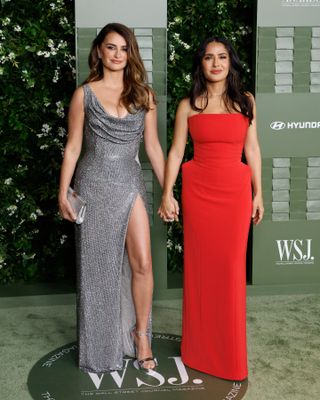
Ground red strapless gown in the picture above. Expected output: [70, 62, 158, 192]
[181, 113, 252, 381]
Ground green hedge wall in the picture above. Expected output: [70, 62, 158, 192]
[0, 0, 76, 283]
[167, 0, 254, 272]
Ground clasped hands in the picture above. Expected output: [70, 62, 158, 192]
[158, 193, 180, 223]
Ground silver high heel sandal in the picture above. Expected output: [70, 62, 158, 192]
[131, 328, 158, 372]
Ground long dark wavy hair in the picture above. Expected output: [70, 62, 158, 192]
[84, 22, 154, 112]
[189, 37, 253, 123]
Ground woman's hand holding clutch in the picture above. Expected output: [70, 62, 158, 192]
[58, 191, 77, 223]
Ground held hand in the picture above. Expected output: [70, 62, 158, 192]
[172, 196, 180, 219]
[158, 194, 179, 222]
[252, 194, 264, 225]
[58, 195, 77, 223]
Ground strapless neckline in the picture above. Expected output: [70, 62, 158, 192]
[188, 113, 244, 120]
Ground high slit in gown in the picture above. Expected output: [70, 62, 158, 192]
[181, 113, 252, 381]
[74, 84, 151, 373]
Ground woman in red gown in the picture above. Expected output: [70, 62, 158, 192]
[159, 37, 264, 381]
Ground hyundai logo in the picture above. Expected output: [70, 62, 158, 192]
[270, 121, 286, 130]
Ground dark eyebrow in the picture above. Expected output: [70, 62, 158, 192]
[105, 42, 127, 48]
[204, 52, 228, 56]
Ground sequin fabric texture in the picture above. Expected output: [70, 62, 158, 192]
[74, 84, 151, 373]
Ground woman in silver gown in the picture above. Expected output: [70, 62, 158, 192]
[58, 23, 171, 373]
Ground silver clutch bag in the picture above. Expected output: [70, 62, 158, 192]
[67, 187, 87, 224]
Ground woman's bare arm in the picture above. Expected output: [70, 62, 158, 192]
[58, 86, 85, 222]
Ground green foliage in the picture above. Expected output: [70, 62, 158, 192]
[0, 0, 76, 283]
[167, 0, 254, 272]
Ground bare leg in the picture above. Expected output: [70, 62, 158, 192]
[126, 195, 155, 369]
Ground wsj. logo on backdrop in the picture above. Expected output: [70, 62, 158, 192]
[276, 239, 315, 265]
[270, 121, 320, 131]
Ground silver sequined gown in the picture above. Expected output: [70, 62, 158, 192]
[74, 84, 151, 373]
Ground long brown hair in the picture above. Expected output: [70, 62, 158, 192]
[189, 37, 253, 123]
[84, 22, 154, 112]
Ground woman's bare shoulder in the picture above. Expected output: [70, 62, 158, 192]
[177, 97, 192, 115]
[74, 85, 85, 98]
[69, 85, 85, 110]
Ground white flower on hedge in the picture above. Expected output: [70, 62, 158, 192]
[37, 50, 51, 58]
[217, 2, 226, 13]
[21, 69, 34, 87]
[172, 33, 190, 50]
[56, 101, 65, 118]
[0, 56, 6, 65]
[2, 17, 11, 26]
[59, 17, 68, 26]
[169, 44, 176, 62]
[167, 239, 173, 250]
[41, 123, 51, 134]
[0, 256, 6, 269]
[17, 164, 28, 172]
[40, 144, 49, 150]
[14, 25, 21, 32]
[175, 244, 183, 253]
[36, 208, 43, 216]
[29, 212, 37, 221]
[50, 2, 56, 10]
[53, 67, 60, 83]
[60, 234, 68, 244]
[58, 127, 66, 137]
[4, 177, 12, 185]
[8, 52, 15, 60]
[7, 205, 17, 216]
[184, 73, 191, 83]
[16, 192, 25, 201]
[58, 40, 67, 49]
[48, 39, 54, 48]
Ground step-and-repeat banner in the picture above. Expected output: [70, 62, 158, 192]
[253, 0, 320, 284]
